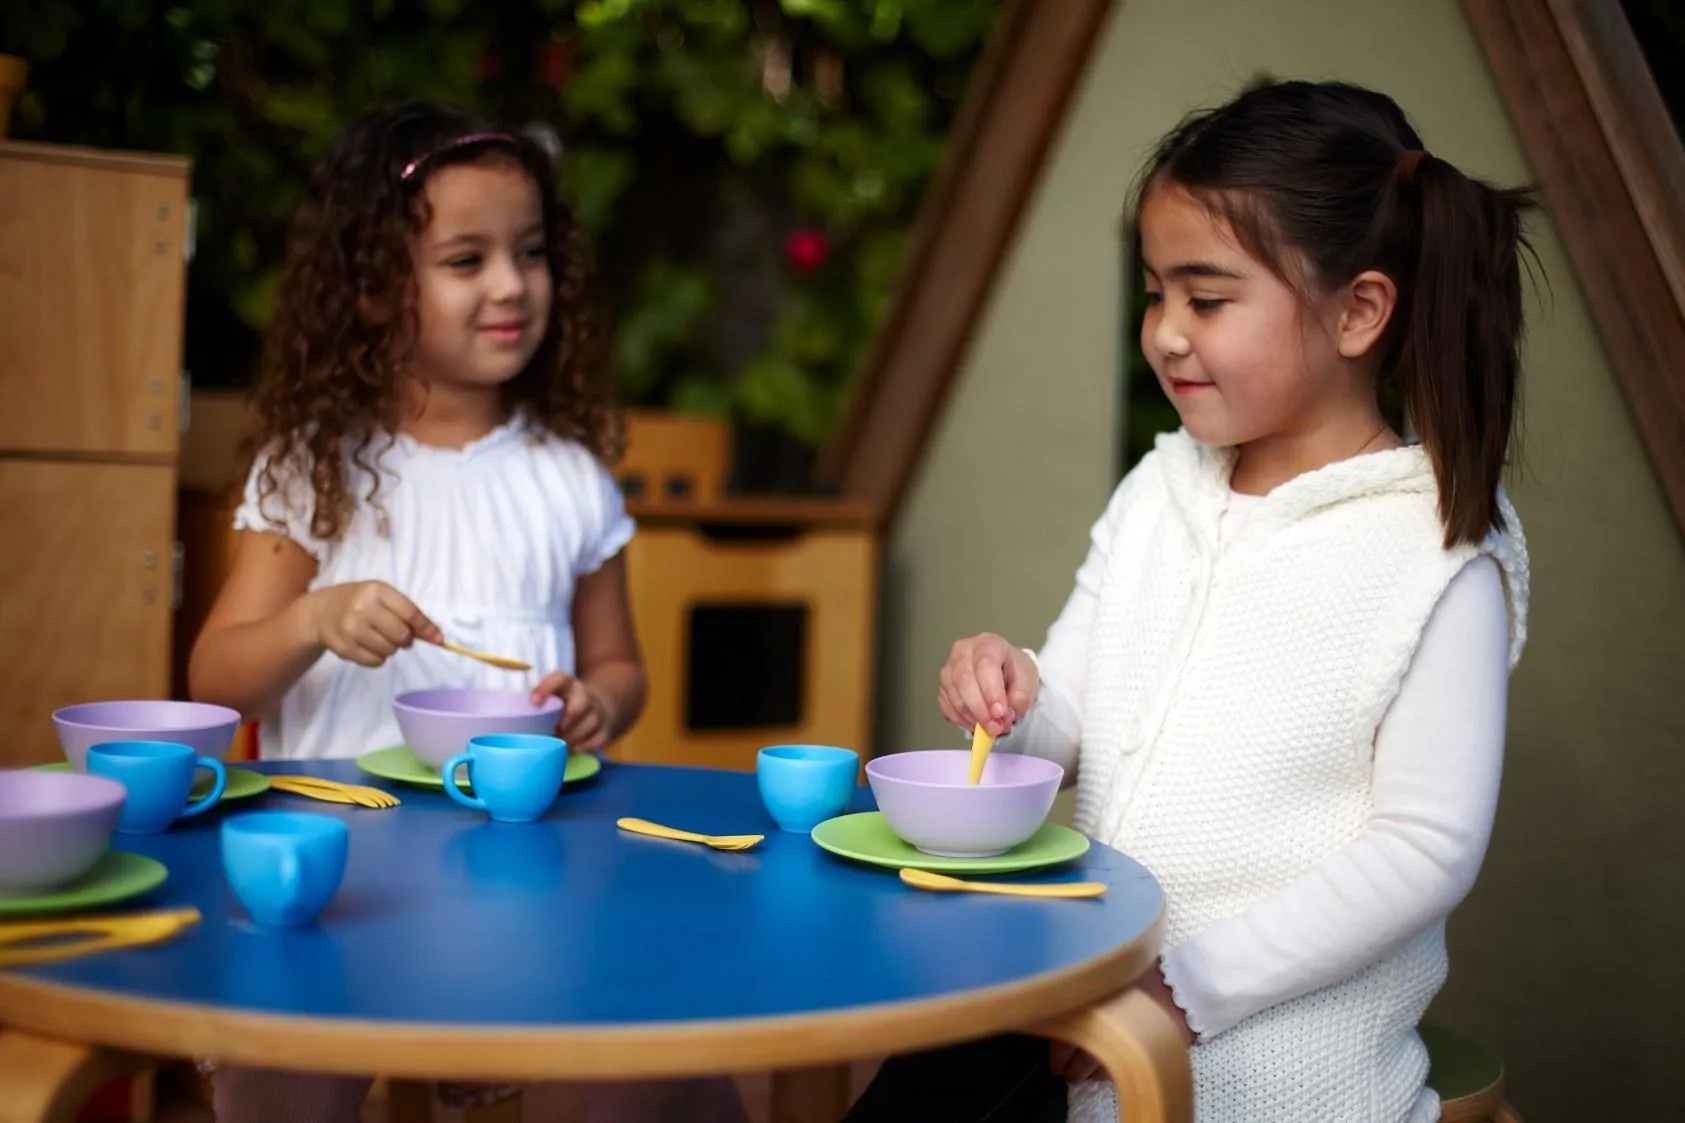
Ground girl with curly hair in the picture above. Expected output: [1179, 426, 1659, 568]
[190, 100, 745, 1123]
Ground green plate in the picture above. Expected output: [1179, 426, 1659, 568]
[0, 851, 169, 918]
[31, 762, 270, 801]
[810, 812, 1091, 874]
[356, 745, 602, 790]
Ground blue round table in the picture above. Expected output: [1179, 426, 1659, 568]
[0, 760, 1190, 1122]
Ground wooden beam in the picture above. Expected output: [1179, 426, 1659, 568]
[1467, 0, 1685, 538]
[816, 0, 1117, 528]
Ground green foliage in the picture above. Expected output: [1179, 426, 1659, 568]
[5, 0, 995, 464]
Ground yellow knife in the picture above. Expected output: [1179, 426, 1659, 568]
[0, 907, 202, 969]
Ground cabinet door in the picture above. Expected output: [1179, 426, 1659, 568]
[0, 460, 175, 766]
[0, 145, 190, 456]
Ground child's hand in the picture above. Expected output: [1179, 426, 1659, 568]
[938, 633, 1039, 738]
[309, 581, 441, 667]
[531, 671, 615, 754]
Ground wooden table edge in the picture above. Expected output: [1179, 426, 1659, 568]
[0, 910, 1161, 1081]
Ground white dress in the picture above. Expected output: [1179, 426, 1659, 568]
[233, 415, 635, 761]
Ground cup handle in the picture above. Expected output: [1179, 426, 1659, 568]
[181, 758, 228, 818]
[440, 753, 487, 811]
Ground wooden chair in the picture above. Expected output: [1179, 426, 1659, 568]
[615, 411, 733, 505]
[1422, 1023, 1523, 1123]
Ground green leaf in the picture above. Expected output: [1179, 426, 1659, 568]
[565, 48, 641, 133]
[736, 356, 831, 446]
[258, 86, 337, 133]
[232, 268, 281, 330]
[578, 0, 639, 30]
[668, 373, 736, 417]
[561, 145, 636, 232]
[611, 262, 715, 395]
[903, 0, 997, 58]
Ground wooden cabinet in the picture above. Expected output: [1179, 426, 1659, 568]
[0, 462, 177, 763]
[0, 141, 191, 767]
[0, 143, 190, 457]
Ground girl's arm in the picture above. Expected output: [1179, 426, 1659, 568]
[1158, 557, 1511, 1040]
[542, 552, 644, 753]
[188, 531, 438, 722]
[188, 531, 326, 721]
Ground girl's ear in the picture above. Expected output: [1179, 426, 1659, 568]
[1335, 269, 1399, 360]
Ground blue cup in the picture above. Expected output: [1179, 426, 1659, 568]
[756, 745, 860, 833]
[87, 740, 228, 835]
[221, 811, 349, 927]
[442, 734, 568, 824]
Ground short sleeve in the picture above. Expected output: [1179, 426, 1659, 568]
[232, 445, 327, 563]
[578, 457, 636, 575]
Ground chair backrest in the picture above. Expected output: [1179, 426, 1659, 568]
[616, 411, 733, 505]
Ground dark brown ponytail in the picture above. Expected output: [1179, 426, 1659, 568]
[1131, 78, 1538, 548]
[1400, 156, 1533, 546]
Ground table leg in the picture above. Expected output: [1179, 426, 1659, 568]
[0, 1028, 150, 1123]
[1030, 988, 1193, 1123]
[770, 1064, 852, 1123]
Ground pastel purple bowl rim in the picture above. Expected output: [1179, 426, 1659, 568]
[52, 699, 241, 732]
[0, 770, 128, 821]
[866, 749, 1064, 790]
[393, 688, 563, 717]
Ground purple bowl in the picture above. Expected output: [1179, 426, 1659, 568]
[0, 770, 126, 895]
[53, 700, 242, 772]
[866, 749, 1064, 858]
[393, 688, 564, 770]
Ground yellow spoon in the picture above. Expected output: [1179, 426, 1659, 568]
[968, 723, 995, 784]
[899, 868, 1106, 899]
[0, 907, 202, 969]
[616, 817, 764, 852]
[434, 639, 532, 673]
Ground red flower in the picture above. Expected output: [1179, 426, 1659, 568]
[536, 42, 574, 89]
[783, 228, 829, 275]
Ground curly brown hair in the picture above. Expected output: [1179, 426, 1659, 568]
[249, 99, 620, 543]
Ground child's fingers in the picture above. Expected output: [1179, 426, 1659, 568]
[377, 584, 441, 645]
[364, 610, 415, 650]
[560, 708, 602, 746]
[530, 670, 573, 705]
[971, 657, 1013, 734]
[1048, 1041, 1080, 1077]
[936, 686, 965, 731]
[937, 666, 967, 727]
[343, 640, 389, 668]
[948, 658, 994, 735]
[1005, 657, 1036, 717]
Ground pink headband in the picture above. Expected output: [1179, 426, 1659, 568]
[400, 132, 521, 183]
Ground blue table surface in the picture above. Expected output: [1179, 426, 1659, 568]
[14, 760, 1162, 1028]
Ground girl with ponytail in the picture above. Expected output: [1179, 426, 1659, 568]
[848, 78, 1537, 1123]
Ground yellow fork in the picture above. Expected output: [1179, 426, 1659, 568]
[268, 775, 400, 809]
[0, 907, 202, 969]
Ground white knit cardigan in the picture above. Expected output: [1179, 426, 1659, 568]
[1017, 431, 1528, 1123]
